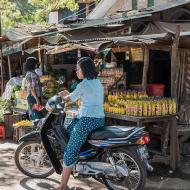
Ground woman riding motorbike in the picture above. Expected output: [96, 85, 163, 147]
[55, 57, 105, 190]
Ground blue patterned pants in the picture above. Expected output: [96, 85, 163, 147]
[64, 117, 104, 167]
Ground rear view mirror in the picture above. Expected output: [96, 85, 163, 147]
[58, 76, 65, 84]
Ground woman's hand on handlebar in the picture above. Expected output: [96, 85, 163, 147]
[58, 90, 70, 98]
[58, 90, 71, 102]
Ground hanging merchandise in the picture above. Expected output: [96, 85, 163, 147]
[104, 52, 117, 68]
[2, 77, 23, 100]
[14, 90, 28, 113]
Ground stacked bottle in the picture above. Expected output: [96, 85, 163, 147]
[104, 97, 177, 116]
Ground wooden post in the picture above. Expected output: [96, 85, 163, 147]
[0, 46, 3, 95]
[78, 49, 81, 58]
[171, 25, 180, 98]
[142, 45, 149, 91]
[43, 51, 48, 74]
[38, 37, 42, 67]
[86, 3, 90, 16]
[7, 55, 12, 79]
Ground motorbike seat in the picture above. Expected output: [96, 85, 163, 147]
[88, 125, 137, 140]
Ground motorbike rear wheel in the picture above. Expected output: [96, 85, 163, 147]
[15, 141, 54, 178]
[102, 147, 146, 190]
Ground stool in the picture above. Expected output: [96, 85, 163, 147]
[0, 125, 6, 139]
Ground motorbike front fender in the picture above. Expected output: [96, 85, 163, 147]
[19, 130, 40, 143]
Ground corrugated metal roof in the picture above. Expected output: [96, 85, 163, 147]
[4, 11, 152, 42]
[67, 33, 169, 43]
[4, 0, 190, 42]
[71, 0, 190, 28]
[150, 0, 190, 13]
[87, 0, 190, 19]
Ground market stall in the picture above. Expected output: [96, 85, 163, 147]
[88, 36, 180, 169]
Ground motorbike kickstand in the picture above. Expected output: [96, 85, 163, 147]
[107, 151, 117, 171]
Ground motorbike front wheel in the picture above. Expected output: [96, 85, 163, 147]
[102, 147, 147, 190]
[15, 141, 54, 178]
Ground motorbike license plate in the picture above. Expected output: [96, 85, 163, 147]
[138, 146, 149, 159]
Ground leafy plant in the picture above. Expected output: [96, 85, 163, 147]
[0, 97, 14, 122]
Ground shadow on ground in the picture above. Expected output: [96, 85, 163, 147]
[148, 162, 190, 180]
[20, 177, 60, 190]
[20, 177, 103, 190]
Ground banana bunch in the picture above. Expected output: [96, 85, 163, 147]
[13, 120, 33, 127]
[40, 75, 52, 83]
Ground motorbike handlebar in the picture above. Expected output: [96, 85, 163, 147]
[45, 95, 65, 113]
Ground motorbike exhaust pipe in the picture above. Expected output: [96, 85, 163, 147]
[144, 159, 154, 172]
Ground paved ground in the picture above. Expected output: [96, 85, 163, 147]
[0, 140, 190, 190]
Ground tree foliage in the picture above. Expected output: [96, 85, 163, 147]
[0, 0, 22, 28]
[30, 0, 78, 24]
[1, 0, 79, 29]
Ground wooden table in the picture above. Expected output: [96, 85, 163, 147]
[13, 126, 35, 141]
[105, 112, 178, 170]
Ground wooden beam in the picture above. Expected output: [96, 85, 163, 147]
[112, 46, 130, 53]
[171, 25, 180, 98]
[142, 45, 149, 91]
[77, 0, 94, 3]
[148, 44, 171, 52]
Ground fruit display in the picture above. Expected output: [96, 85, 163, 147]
[41, 77, 58, 99]
[104, 90, 177, 117]
[11, 86, 21, 100]
[40, 75, 53, 83]
[13, 120, 33, 127]
[0, 98, 14, 122]
[41, 75, 67, 99]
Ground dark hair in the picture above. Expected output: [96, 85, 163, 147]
[24, 57, 37, 72]
[77, 57, 98, 79]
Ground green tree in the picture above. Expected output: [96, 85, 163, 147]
[2, 0, 98, 30]
[30, 0, 78, 23]
[15, 0, 37, 24]
[0, 0, 22, 29]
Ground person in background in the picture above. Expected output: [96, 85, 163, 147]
[35, 64, 43, 77]
[55, 57, 105, 190]
[24, 57, 43, 121]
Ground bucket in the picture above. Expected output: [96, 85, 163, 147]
[147, 84, 165, 97]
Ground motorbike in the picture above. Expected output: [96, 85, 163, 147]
[15, 78, 153, 190]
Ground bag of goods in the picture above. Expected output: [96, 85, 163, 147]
[13, 120, 33, 127]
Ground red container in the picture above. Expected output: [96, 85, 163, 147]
[147, 84, 165, 97]
[0, 125, 6, 139]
